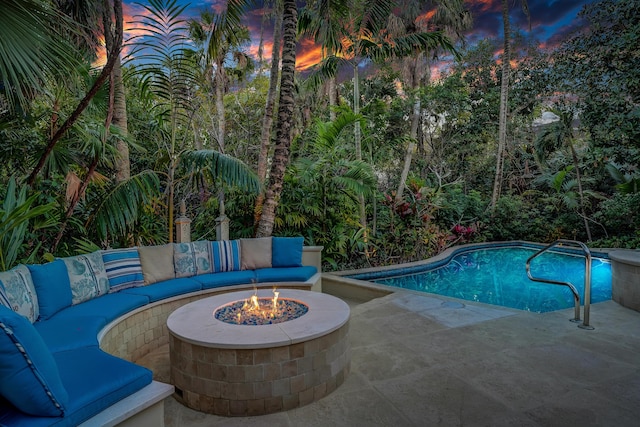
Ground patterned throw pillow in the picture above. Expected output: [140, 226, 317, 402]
[211, 240, 241, 272]
[101, 248, 145, 292]
[0, 265, 39, 323]
[61, 252, 110, 305]
[173, 241, 213, 278]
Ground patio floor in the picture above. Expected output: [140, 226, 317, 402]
[138, 290, 640, 426]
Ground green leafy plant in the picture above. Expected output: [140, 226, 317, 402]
[0, 178, 56, 270]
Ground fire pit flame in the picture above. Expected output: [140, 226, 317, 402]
[215, 288, 309, 325]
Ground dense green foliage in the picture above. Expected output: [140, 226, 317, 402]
[1, 0, 639, 271]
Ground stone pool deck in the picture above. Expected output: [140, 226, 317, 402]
[137, 290, 640, 426]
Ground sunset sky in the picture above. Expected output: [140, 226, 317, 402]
[120, 0, 595, 73]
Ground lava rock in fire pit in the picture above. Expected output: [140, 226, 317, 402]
[215, 298, 309, 325]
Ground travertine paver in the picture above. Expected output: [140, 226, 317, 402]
[136, 291, 640, 426]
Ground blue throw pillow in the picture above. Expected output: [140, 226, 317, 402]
[272, 237, 304, 268]
[28, 260, 72, 321]
[211, 240, 241, 272]
[0, 305, 68, 416]
[101, 248, 145, 292]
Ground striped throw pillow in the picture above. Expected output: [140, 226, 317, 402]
[101, 248, 145, 292]
[211, 240, 241, 272]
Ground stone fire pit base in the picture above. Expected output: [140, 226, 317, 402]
[167, 290, 350, 416]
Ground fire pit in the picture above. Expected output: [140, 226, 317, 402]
[167, 289, 350, 416]
[214, 289, 309, 325]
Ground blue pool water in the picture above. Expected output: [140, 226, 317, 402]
[356, 246, 611, 313]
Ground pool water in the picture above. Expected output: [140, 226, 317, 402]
[371, 247, 611, 313]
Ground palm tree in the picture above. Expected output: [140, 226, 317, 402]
[254, 2, 283, 227]
[304, 0, 456, 247]
[130, 0, 199, 242]
[298, 0, 349, 120]
[490, 0, 529, 210]
[297, 111, 376, 231]
[257, 1, 284, 182]
[101, 0, 130, 183]
[255, 0, 298, 238]
[132, 0, 258, 242]
[393, 0, 472, 204]
[26, 0, 124, 186]
[535, 107, 593, 240]
[189, 2, 253, 155]
[189, 3, 253, 219]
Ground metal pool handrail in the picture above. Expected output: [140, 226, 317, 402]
[525, 239, 594, 330]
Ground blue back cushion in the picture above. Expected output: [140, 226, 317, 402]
[0, 305, 68, 416]
[272, 237, 304, 268]
[101, 248, 145, 292]
[211, 240, 241, 272]
[28, 260, 73, 321]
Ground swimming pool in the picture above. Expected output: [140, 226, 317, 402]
[348, 245, 611, 313]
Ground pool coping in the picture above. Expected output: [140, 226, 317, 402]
[335, 240, 612, 281]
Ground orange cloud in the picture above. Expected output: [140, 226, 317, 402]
[466, 0, 497, 13]
[248, 40, 273, 63]
[295, 38, 323, 71]
[416, 9, 436, 27]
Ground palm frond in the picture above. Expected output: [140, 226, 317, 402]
[303, 55, 349, 91]
[90, 171, 161, 241]
[181, 150, 260, 193]
[314, 111, 362, 151]
[366, 32, 457, 62]
[0, 0, 83, 110]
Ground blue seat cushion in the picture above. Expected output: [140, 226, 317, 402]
[34, 316, 107, 353]
[0, 306, 68, 417]
[0, 348, 152, 426]
[28, 260, 73, 321]
[122, 277, 201, 302]
[48, 292, 149, 325]
[193, 270, 256, 289]
[255, 266, 317, 283]
[272, 237, 304, 267]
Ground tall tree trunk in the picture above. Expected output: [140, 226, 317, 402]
[328, 76, 337, 121]
[112, 57, 130, 183]
[254, 8, 283, 226]
[569, 141, 592, 241]
[491, 0, 511, 211]
[215, 59, 227, 219]
[396, 52, 426, 203]
[27, 0, 123, 186]
[395, 99, 421, 205]
[353, 64, 368, 249]
[255, 0, 297, 237]
[215, 61, 226, 151]
[103, 0, 129, 183]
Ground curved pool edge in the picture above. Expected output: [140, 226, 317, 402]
[321, 241, 614, 314]
[335, 241, 611, 281]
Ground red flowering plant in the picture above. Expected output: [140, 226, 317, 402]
[451, 223, 477, 242]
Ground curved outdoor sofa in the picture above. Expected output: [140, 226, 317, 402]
[0, 237, 320, 426]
